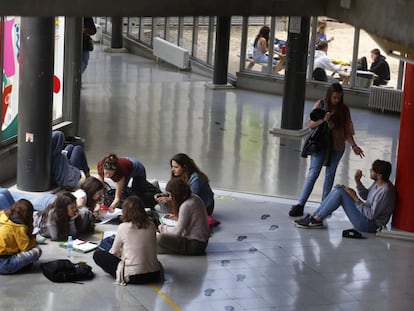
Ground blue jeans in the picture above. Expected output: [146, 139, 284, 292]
[10, 191, 57, 211]
[65, 144, 90, 176]
[253, 53, 277, 65]
[0, 248, 42, 274]
[81, 50, 90, 74]
[313, 186, 378, 233]
[298, 149, 344, 206]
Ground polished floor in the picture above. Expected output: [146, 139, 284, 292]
[1, 43, 413, 311]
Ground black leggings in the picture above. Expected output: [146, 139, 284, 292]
[93, 249, 162, 284]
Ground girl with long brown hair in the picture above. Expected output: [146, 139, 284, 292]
[157, 178, 210, 255]
[289, 83, 364, 217]
[0, 199, 42, 274]
[93, 196, 163, 285]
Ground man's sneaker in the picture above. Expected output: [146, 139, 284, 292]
[294, 214, 323, 228]
[289, 204, 304, 217]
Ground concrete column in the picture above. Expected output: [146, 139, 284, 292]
[212, 16, 231, 85]
[393, 57, 414, 232]
[281, 17, 310, 130]
[111, 16, 123, 48]
[17, 17, 55, 191]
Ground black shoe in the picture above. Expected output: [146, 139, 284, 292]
[289, 204, 304, 217]
[294, 214, 323, 228]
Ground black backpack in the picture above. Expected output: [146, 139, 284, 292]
[41, 259, 94, 283]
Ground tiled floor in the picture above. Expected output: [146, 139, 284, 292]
[1, 43, 412, 311]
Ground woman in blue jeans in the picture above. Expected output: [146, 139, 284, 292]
[0, 200, 42, 274]
[294, 160, 396, 233]
[289, 83, 365, 217]
[51, 131, 90, 189]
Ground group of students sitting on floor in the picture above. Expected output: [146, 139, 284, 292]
[0, 131, 215, 285]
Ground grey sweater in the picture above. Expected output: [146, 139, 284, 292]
[356, 181, 396, 227]
[163, 194, 210, 243]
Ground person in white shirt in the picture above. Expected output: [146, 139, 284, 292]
[313, 41, 342, 82]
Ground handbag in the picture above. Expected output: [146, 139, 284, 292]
[301, 122, 330, 158]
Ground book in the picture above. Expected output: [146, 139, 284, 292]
[160, 215, 177, 227]
[59, 239, 98, 253]
[97, 208, 123, 224]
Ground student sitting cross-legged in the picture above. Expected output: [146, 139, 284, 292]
[157, 178, 210, 255]
[294, 159, 396, 233]
[93, 196, 163, 285]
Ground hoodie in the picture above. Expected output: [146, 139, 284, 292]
[0, 211, 36, 255]
[370, 55, 390, 85]
[51, 131, 81, 188]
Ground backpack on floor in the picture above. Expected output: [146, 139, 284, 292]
[41, 259, 94, 283]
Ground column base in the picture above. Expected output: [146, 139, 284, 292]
[104, 47, 128, 53]
[376, 228, 414, 241]
[204, 82, 235, 90]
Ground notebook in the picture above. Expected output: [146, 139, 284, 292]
[59, 239, 98, 253]
[160, 215, 177, 227]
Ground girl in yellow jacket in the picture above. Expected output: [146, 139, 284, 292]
[0, 199, 42, 274]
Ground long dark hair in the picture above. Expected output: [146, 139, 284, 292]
[324, 82, 346, 129]
[254, 25, 270, 48]
[98, 153, 120, 176]
[5, 199, 34, 237]
[39, 192, 77, 241]
[121, 196, 150, 229]
[170, 153, 209, 183]
[80, 176, 104, 210]
[166, 178, 192, 218]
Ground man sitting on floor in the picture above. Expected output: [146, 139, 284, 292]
[294, 159, 396, 233]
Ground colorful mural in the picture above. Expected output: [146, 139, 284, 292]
[1, 17, 20, 140]
[1, 16, 65, 141]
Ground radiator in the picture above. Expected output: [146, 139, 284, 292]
[153, 37, 189, 70]
[368, 86, 403, 112]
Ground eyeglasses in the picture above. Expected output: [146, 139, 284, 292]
[103, 162, 117, 170]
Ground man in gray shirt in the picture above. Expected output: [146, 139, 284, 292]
[294, 159, 396, 232]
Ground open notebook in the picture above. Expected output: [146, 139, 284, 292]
[160, 215, 177, 227]
[59, 239, 98, 253]
[98, 208, 123, 224]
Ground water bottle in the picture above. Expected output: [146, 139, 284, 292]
[67, 235, 74, 260]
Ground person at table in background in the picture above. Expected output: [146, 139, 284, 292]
[252, 25, 284, 73]
[157, 178, 210, 256]
[289, 83, 365, 217]
[93, 196, 163, 285]
[313, 41, 343, 82]
[155, 153, 215, 216]
[0, 199, 42, 275]
[315, 19, 334, 46]
[369, 48, 390, 86]
[294, 160, 396, 232]
[97, 154, 159, 210]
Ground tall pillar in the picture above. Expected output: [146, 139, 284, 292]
[281, 17, 310, 130]
[17, 17, 55, 191]
[393, 58, 414, 232]
[212, 16, 231, 85]
[111, 17, 123, 49]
